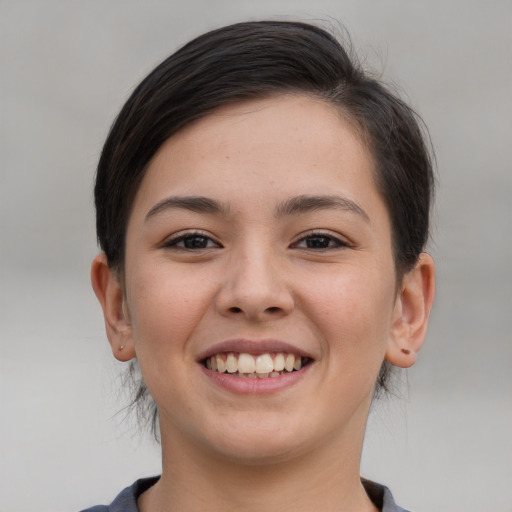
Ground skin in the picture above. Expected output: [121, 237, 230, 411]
[92, 94, 435, 512]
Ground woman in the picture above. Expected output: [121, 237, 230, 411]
[86, 20, 435, 512]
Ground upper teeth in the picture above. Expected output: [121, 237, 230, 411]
[206, 352, 304, 375]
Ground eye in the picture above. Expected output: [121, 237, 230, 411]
[162, 231, 221, 250]
[292, 231, 349, 250]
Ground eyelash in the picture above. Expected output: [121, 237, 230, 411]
[162, 230, 349, 252]
[291, 230, 350, 251]
[162, 231, 221, 250]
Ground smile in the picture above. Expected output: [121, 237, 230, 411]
[204, 352, 310, 378]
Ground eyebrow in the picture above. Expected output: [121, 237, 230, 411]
[145, 196, 230, 221]
[275, 194, 370, 223]
[145, 193, 370, 224]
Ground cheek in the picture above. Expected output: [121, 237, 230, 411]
[124, 263, 217, 408]
[306, 266, 396, 356]
[311, 271, 396, 410]
[125, 263, 216, 354]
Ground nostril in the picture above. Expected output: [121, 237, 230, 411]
[265, 307, 281, 313]
[229, 307, 243, 313]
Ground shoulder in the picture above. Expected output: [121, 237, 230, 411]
[362, 479, 412, 512]
[79, 476, 160, 512]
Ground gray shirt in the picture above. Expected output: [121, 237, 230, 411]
[80, 476, 411, 512]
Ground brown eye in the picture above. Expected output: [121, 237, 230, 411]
[164, 232, 221, 250]
[293, 232, 348, 250]
[305, 236, 333, 249]
[182, 235, 210, 249]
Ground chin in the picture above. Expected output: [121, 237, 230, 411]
[198, 412, 316, 466]
[212, 438, 303, 466]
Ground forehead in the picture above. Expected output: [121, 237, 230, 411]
[135, 94, 376, 206]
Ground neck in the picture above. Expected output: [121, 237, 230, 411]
[138, 412, 378, 512]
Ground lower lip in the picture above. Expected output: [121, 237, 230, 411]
[199, 364, 312, 394]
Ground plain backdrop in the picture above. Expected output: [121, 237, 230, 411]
[1, 1, 511, 511]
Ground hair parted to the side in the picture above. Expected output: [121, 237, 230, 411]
[94, 20, 434, 438]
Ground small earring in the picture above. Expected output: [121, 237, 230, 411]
[401, 348, 411, 355]
[120, 345, 125, 351]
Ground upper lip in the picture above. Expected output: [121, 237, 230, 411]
[196, 339, 314, 362]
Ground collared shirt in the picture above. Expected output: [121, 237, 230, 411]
[80, 476, 411, 512]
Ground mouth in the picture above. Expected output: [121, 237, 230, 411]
[203, 352, 312, 379]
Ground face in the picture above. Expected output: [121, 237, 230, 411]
[117, 95, 404, 463]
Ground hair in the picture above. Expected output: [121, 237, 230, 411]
[94, 20, 434, 436]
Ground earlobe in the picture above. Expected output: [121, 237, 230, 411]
[90, 254, 136, 362]
[385, 253, 435, 368]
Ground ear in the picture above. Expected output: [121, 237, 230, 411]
[91, 254, 136, 362]
[385, 253, 435, 368]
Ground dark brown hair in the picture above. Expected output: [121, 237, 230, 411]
[95, 20, 434, 434]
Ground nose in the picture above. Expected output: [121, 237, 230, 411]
[215, 248, 294, 322]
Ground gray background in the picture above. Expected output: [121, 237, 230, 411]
[1, 1, 511, 511]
